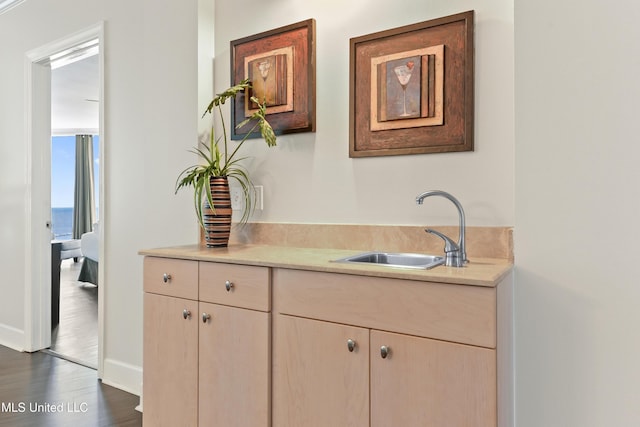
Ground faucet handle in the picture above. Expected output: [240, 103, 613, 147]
[425, 229, 465, 267]
[425, 229, 458, 253]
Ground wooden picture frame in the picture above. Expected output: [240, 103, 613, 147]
[231, 19, 316, 140]
[349, 11, 474, 157]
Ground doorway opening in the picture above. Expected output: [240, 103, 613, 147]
[48, 134, 100, 368]
[25, 24, 105, 376]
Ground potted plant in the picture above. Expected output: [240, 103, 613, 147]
[175, 79, 276, 247]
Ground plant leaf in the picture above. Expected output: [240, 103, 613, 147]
[202, 78, 251, 117]
[177, 80, 278, 227]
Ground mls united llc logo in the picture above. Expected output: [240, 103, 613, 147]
[1, 401, 89, 413]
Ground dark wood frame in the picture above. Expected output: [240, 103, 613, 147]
[349, 11, 474, 157]
[231, 19, 316, 140]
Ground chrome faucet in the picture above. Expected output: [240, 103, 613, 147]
[415, 190, 467, 267]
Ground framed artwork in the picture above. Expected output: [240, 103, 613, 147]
[230, 19, 316, 140]
[349, 11, 474, 157]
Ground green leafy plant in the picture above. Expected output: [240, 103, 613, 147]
[175, 79, 277, 227]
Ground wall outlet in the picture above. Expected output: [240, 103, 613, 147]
[230, 185, 264, 211]
[230, 186, 243, 210]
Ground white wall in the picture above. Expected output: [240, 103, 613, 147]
[0, 0, 514, 399]
[515, 1, 640, 425]
[0, 0, 197, 393]
[2, 0, 635, 422]
[213, 0, 515, 227]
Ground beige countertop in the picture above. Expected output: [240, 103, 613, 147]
[139, 244, 512, 287]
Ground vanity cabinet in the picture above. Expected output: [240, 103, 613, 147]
[143, 257, 271, 427]
[272, 268, 497, 427]
[141, 246, 512, 427]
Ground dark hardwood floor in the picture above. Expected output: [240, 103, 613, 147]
[0, 345, 141, 427]
[49, 259, 98, 368]
[0, 259, 141, 426]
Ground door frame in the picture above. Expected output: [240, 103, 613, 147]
[24, 22, 105, 377]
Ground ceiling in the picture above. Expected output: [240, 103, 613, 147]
[51, 54, 99, 135]
[0, 0, 25, 15]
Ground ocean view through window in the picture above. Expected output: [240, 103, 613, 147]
[51, 135, 100, 240]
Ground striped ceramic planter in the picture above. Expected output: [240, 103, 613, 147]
[202, 176, 232, 248]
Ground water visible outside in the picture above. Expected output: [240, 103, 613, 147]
[51, 135, 100, 241]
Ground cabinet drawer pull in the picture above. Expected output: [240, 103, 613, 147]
[380, 345, 390, 359]
[163, 273, 171, 283]
[202, 313, 211, 323]
[225, 280, 234, 292]
[347, 339, 356, 352]
[182, 309, 191, 320]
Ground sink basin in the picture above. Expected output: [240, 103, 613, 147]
[333, 251, 445, 270]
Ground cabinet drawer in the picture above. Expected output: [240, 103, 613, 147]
[273, 269, 496, 348]
[199, 262, 270, 312]
[143, 257, 198, 300]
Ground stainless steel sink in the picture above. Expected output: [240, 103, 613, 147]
[333, 251, 445, 270]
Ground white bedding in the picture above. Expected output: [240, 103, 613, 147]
[81, 222, 99, 262]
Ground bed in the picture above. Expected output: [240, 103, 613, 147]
[79, 222, 99, 285]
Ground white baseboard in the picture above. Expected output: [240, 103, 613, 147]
[0, 323, 24, 351]
[101, 357, 142, 397]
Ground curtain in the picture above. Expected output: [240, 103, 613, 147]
[72, 135, 95, 239]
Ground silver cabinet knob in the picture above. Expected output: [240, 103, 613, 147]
[347, 339, 356, 352]
[380, 345, 390, 359]
[202, 313, 211, 323]
[182, 309, 191, 320]
[163, 273, 171, 283]
[225, 280, 234, 292]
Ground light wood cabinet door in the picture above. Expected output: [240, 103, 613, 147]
[272, 315, 370, 427]
[143, 293, 198, 427]
[371, 330, 496, 427]
[199, 302, 270, 426]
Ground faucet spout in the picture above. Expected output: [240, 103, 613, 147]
[415, 190, 467, 267]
